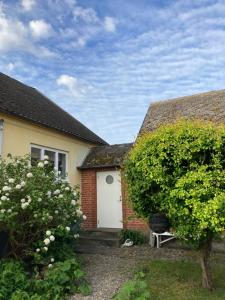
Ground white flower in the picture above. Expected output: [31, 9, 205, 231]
[16, 184, 21, 190]
[2, 186, 10, 192]
[46, 191, 51, 197]
[53, 189, 60, 195]
[49, 235, 55, 242]
[71, 200, 76, 206]
[44, 238, 50, 245]
[66, 226, 70, 232]
[43, 247, 48, 251]
[73, 191, 77, 196]
[1, 196, 7, 201]
[36, 248, 40, 253]
[44, 160, 49, 165]
[8, 178, 15, 183]
[48, 215, 53, 220]
[7, 209, 12, 213]
[55, 210, 59, 214]
[1, 209, 5, 213]
[44, 155, 49, 160]
[34, 214, 37, 218]
[58, 194, 63, 199]
[21, 198, 25, 203]
[76, 209, 82, 216]
[74, 234, 79, 239]
[65, 187, 70, 191]
[21, 203, 28, 209]
[50, 258, 54, 262]
[38, 198, 42, 202]
[38, 162, 44, 168]
[20, 181, 26, 187]
[48, 264, 53, 268]
[26, 173, 33, 178]
[83, 215, 87, 220]
[46, 230, 51, 236]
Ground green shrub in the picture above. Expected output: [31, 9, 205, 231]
[0, 155, 90, 299]
[0, 154, 85, 265]
[120, 229, 145, 245]
[124, 120, 225, 289]
[0, 258, 90, 300]
[0, 260, 30, 300]
[113, 272, 150, 300]
[33, 258, 91, 299]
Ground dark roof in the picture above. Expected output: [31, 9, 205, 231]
[0, 72, 107, 145]
[79, 143, 133, 169]
[140, 89, 225, 133]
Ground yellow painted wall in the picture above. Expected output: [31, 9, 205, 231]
[0, 113, 94, 187]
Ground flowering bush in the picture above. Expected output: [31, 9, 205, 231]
[0, 154, 85, 266]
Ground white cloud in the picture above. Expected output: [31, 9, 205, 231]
[0, 7, 55, 57]
[104, 17, 117, 32]
[29, 20, 53, 39]
[73, 6, 98, 23]
[21, 0, 36, 11]
[56, 74, 89, 98]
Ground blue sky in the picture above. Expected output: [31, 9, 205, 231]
[1, 0, 225, 144]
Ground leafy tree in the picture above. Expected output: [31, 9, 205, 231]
[124, 120, 225, 290]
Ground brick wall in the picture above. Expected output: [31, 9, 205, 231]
[121, 172, 149, 233]
[80, 167, 149, 233]
[80, 169, 97, 229]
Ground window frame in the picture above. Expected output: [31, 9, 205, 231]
[30, 144, 68, 179]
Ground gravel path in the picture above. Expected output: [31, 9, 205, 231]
[72, 253, 140, 300]
[71, 245, 203, 300]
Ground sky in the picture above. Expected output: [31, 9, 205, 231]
[1, 0, 225, 144]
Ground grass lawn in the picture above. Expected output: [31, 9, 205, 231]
[145, 260, 225, 300]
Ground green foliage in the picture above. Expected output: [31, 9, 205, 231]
[0, 260, 30, 300]
[0, 258, 90, 300]
[33, 258, 91, 299]
[120, 229, 145, 245]
[113, 272, 150, 300]
[0, 155, 85, 262]
[0, 155, 90, 299]
[124, 120, 225, 246]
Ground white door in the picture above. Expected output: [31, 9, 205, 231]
[97, 171, 123, 228]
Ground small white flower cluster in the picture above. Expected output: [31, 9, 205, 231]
[48, 257, 55, 268]
[42, 230, 55, 251]
[37, 156, 49, 168]
[26, 172, 33, 178]
[21, 196, 32, 209]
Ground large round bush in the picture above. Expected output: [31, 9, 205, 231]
[125, 120, 225, 289]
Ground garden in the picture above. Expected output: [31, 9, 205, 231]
[0, 154, 90, 299]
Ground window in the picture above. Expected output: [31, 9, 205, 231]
[31, 145, 68, 178]
[106, 175, 114, 184]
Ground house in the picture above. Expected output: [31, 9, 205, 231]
[79, 89, 225, 233]
[0, 72, 147, 233]
[3, 72, 222, 235]
[0, 72, 106, 187]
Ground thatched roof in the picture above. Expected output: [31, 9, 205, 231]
[140, 89, 225, 133]
[0, 73, 107, 145]
[79, 143, 133, 169]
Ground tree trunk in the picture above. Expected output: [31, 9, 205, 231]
[200, 235, 213, 290]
